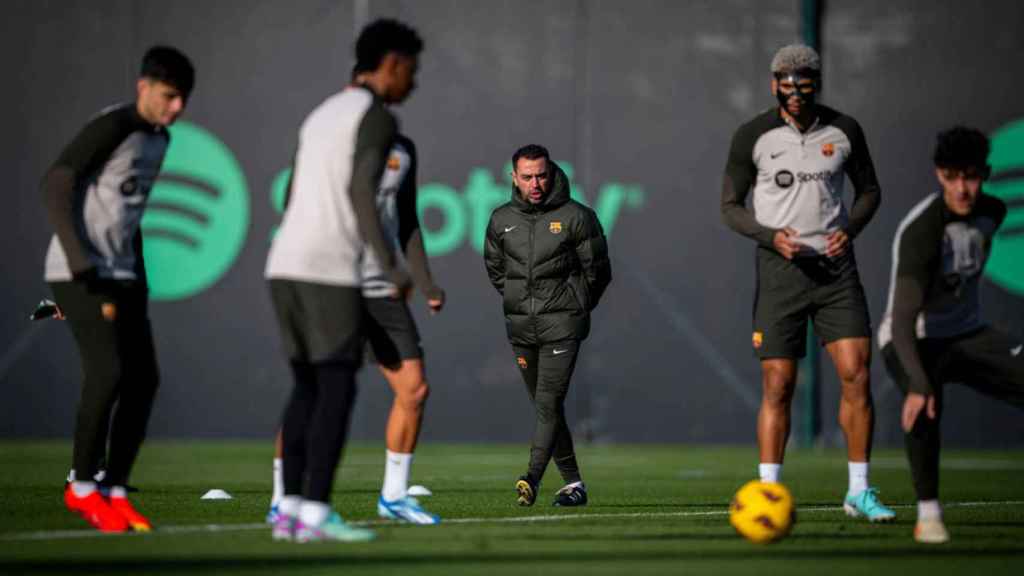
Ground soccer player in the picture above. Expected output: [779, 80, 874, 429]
[720, 44, 894, 521]
[267, 132, 444, 525]
[265, 19, 421, 542]
[484, 145, 611, 507]
[43, 46, 195, 533]
[878, 126, 1024, 544]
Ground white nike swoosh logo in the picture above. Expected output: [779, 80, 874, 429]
[504, 226, 517, 233]
[552, 348, 568, 355]
[1012, 345, 1022, 357]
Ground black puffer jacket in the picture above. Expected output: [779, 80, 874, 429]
[484, 162, 612, 345]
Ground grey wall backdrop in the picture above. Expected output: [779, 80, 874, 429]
[2, 1, 1022, 447]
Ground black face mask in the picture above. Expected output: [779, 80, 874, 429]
[774, 71, 819, 109]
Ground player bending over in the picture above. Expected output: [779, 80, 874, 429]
[878, 126, 1024, 544]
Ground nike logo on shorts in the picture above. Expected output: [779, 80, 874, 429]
[1012, 344, 1023, 357]
[552, 348, 568, 355]
[504, 225, 517, 233]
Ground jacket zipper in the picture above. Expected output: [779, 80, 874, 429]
[527, 213, 537, 342]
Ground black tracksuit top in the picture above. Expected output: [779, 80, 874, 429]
[484, 162, 612, 346]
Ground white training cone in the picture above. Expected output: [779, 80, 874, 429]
[201, 489, 233, 500]
[407, 485, 432, 496]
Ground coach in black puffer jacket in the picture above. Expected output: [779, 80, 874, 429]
[483, 144, 611, 506]
[484, 152, 611, 345]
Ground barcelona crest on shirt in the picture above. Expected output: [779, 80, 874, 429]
[549, 221, 562, 234]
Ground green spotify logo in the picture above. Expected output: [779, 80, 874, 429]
[268, 161, 645, 257]
[142, 121, 250, 301]
[984, 118, 1024, 296]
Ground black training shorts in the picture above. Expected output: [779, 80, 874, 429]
[752, 246, 871, 359]
[364, 296, 422, 368]
[268, 279, 364, 366]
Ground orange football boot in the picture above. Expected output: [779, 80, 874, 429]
[108, 496, 153, 532]
[64, 486, 129, 533]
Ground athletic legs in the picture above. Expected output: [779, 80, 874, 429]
[381, 359, 429, 454]
[757, 358, 798, 467]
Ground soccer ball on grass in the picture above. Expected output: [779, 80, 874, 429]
[729, 480, 796, 543]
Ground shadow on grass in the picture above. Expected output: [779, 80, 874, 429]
[4, 547, 1024, 574]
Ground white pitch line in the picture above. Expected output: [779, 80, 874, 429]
[3, 500, 1023, 543]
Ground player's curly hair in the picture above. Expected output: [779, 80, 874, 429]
[933, 126, 990, 171]
[771, 44, 821, 77]
[353, 19, 423, 75]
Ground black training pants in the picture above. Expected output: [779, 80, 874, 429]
[512, 341, 582, 486]
[882, 327, 1024, 501]
[51, 281, 159, 488]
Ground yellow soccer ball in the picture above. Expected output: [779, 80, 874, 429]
[729, 480, 796, 543]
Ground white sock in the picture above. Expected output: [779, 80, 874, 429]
[71, 481, 97, 498]
[382, 450, 413, 502]
[109, 486, 127, 499]
[848, 461, 869, 495]
[918, 499, 942, 521]
[69, 468, 107, 483]
[299, 500, 330, 527]
[271, 458, 284, 506]
[278, 495, 301, 518]
[759, 463, 782, 483]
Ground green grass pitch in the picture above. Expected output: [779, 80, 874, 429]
[1, 441, 1023, 575]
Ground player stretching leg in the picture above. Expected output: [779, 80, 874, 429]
[879, 127, 1024, 543]
[721, 44, 893, 521]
